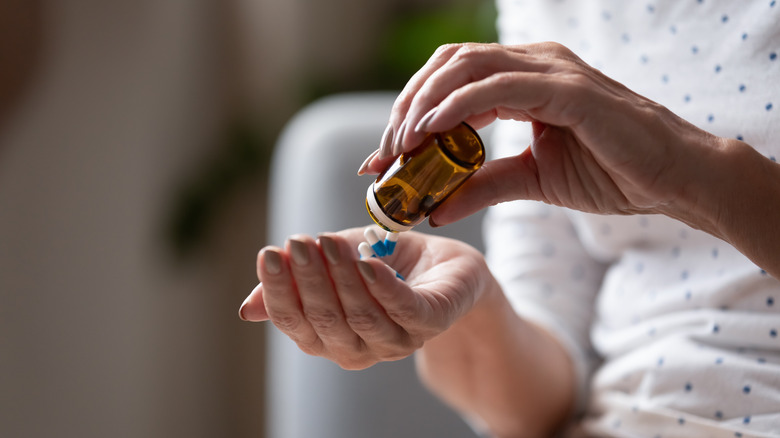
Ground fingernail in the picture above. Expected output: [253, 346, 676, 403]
[263, 248, 283, 274]
[288, 238, 310, 266]
[415, 107, 438, 133]
[392, 121, 407, 156]
[238, 295, 250, 320]
[378, 123, 394, 159]
[318, 235, 340, 265]
[357, 149, 380, 175]
[357, 260, 376, 284]
[428, 216, 440, 228]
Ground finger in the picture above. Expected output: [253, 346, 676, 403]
[421, 71, 586, 136]
[429, 147, 543, 226]
[389, 43, 463, 126]
[259, 246, 322, 353]
[317, 233, 408, 349]
[429, 124, 599, 225]
[400, 46, 552, 154]
[286, 236, 363, 352]
[381, 44, 465, 159]
[357, 148, 381, 176]
[356, 258, 431, 345]
[239, 283, 268, 322]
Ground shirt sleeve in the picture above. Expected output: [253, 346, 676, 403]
[482, 121, 606, 412]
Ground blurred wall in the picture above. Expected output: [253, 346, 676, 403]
[0, 0, 460, 437]
[0, 1, 244, 437]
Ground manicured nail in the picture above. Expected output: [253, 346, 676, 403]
[263, 248, 283, 274]
[377, 123, 394, 159]
[357, 148, 380, 175]
[288, 238, 310, 266]
[357, 260, 376, 284]
[392, 121, 407, 156]
[238, 294, 251, 320]
[318, 234, 340, 265]
[240, 284, 266, 321]
[415, 107, 438, 133]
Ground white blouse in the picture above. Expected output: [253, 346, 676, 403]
[486, 1, 780, 436]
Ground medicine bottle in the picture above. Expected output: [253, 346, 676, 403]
[365, 122, 485, 232]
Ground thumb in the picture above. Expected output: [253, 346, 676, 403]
[429, 146, 544, 226]
[239, 283, 269, 321]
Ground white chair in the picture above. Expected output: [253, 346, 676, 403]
[265, 92, 486, 438]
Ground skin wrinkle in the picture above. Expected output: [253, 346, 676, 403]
[244, 34, 780, 435]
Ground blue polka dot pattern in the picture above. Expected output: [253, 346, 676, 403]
[492, 1, 780, 436]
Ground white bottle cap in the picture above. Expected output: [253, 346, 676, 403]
[365, 184, 414, 232]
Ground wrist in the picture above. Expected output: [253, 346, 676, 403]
[665, 136, 780, 277]
[660, 132, 753, 236]
[417, 272, 576, 438]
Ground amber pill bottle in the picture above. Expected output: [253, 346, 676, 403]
[365, 122, 485, 232]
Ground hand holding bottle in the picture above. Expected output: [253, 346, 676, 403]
[358, 42, 780, 278]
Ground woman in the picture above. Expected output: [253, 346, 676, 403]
[241, 1, 780, 436]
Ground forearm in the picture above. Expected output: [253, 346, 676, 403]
[415, 276, 576, 438]
[670, 137, 780, 279]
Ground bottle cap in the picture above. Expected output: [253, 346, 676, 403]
[366, 184, 414, 232]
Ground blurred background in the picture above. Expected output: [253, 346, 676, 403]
[0, 0, 496, 437]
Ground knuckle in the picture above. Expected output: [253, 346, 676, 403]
[547, 71, 595, 125]
[270, 311, 304, 332]
[564, 70, 593, 89]
[536, 41, 577, 60]
[303, 308, 342, 331]
[345, 308, 382, 332]
[451, 43, 489, 63]
[295, 339, 322, 357]
[378, 336, 423, 362]
[379, 345, 417, 362]
[385, 304, 418, 325]
[487, 71, 518, 88]
[540, 41, 567, 53]
[434, 42, 464, 57]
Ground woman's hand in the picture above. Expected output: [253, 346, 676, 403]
[239, 227, 491, 370]
[358, 42, 726, 230]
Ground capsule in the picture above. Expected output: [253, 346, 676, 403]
[383, 231, 399, 256]
[357, 240, 404, 280]
[357, 241, 376, 259]
[365, 122, 485, 232]
[363, 228, 387, 257]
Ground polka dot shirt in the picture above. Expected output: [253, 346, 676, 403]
[486, 1, 780, 437]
